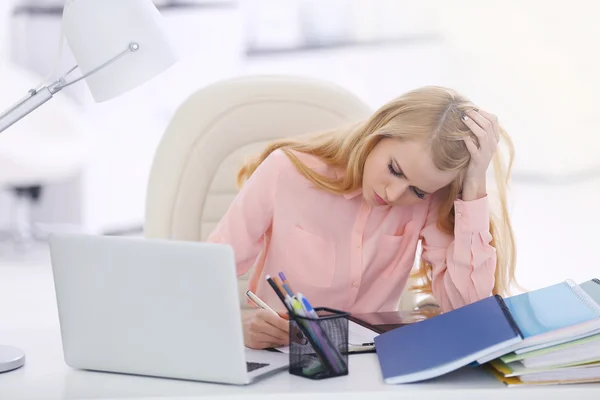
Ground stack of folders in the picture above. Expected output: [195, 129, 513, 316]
[374, 278, 600, 386]
[487, 278, 600, 386]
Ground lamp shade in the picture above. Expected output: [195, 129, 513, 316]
[62, 0, 179, 102]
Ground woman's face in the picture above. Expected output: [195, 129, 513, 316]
[362, 137, 459, 207]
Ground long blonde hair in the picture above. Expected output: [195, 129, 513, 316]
[237, 86, 516, 298]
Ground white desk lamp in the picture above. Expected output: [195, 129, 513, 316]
[0, 0, 178, 372]
[0, 0, 178, 132]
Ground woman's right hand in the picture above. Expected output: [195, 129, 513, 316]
[242, 308, 290, 349]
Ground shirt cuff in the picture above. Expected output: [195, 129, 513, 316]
[454, 196, 490, 233]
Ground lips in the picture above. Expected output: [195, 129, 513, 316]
[374, 191, 388, 206]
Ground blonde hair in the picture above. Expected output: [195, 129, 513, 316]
[237, 86, 516, 298]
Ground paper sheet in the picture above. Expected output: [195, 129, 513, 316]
[348, 320, 379, 345]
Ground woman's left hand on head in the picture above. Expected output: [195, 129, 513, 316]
[460, 109, 500, 200]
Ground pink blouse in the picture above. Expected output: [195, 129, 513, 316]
[207, 149, 496, 313]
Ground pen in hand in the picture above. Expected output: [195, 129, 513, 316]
[246, 290, 279, 316]
[246, 289, 306, 344]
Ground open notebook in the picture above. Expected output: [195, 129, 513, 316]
[276, 320, 378, 354]
[374, 295, 523, 384]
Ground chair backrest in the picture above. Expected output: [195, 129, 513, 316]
[144, 75, 373, 306]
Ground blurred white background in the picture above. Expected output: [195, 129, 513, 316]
[0, 0, 598, 292]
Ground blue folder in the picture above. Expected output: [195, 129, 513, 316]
[374, 295, 523, 384]
[504, 280, 600, 340]
[473, 280, 600, 364]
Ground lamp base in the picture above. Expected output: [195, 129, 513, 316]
[0, 346, 25, 373]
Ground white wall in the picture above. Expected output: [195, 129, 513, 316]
[509, 176, 600, 292]
[432, 0, 600, 179]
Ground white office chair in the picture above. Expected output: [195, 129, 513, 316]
[144, 75, 434, 311]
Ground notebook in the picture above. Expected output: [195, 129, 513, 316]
[490, 357, 600, 383]
[486, 363, 600, 387]
[374, 295, 523, 384]
[490, 357, 600, 378]
[508, 279, 600, 340]
[346, 320, 379, 351]
[476, 279, 600, 364]
[501, 333, 600, 369]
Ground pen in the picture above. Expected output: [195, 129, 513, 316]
[265, 275, 308, 342]
[265, 275, 294, 315]
[255, 282, 306, 340]
[273, 276, 308, 343]
[273, 276, 295, 310]
[298, 294, 319, 319]
[278, 272, 295, 296]
[291, 298, 307, 317]
[246, 290, 278, 316]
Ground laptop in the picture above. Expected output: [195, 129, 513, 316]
[48, 232, 289, 385]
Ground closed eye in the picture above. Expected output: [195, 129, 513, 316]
[388, 162, 402, 177]
[387, 162, 427, 200]
[411, 187, 426, 199]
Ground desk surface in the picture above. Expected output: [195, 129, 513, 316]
[2, 247, 600, 400]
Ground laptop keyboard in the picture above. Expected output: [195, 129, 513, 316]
[246, 362, 269, 372]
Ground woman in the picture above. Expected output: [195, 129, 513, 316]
[207, 86, 516, 350]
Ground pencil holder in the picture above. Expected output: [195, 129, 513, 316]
[288, 307, 349, 380]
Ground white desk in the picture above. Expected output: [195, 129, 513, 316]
[2, 247, 600, 400]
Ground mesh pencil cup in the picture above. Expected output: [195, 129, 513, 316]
[288, 307, 349, 380]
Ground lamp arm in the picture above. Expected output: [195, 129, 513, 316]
[57, 42, 139, 91]
[0, 81, 63, 133]
[0, 42, 140, 134]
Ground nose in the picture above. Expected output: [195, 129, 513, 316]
[385, 181, 409, 203]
